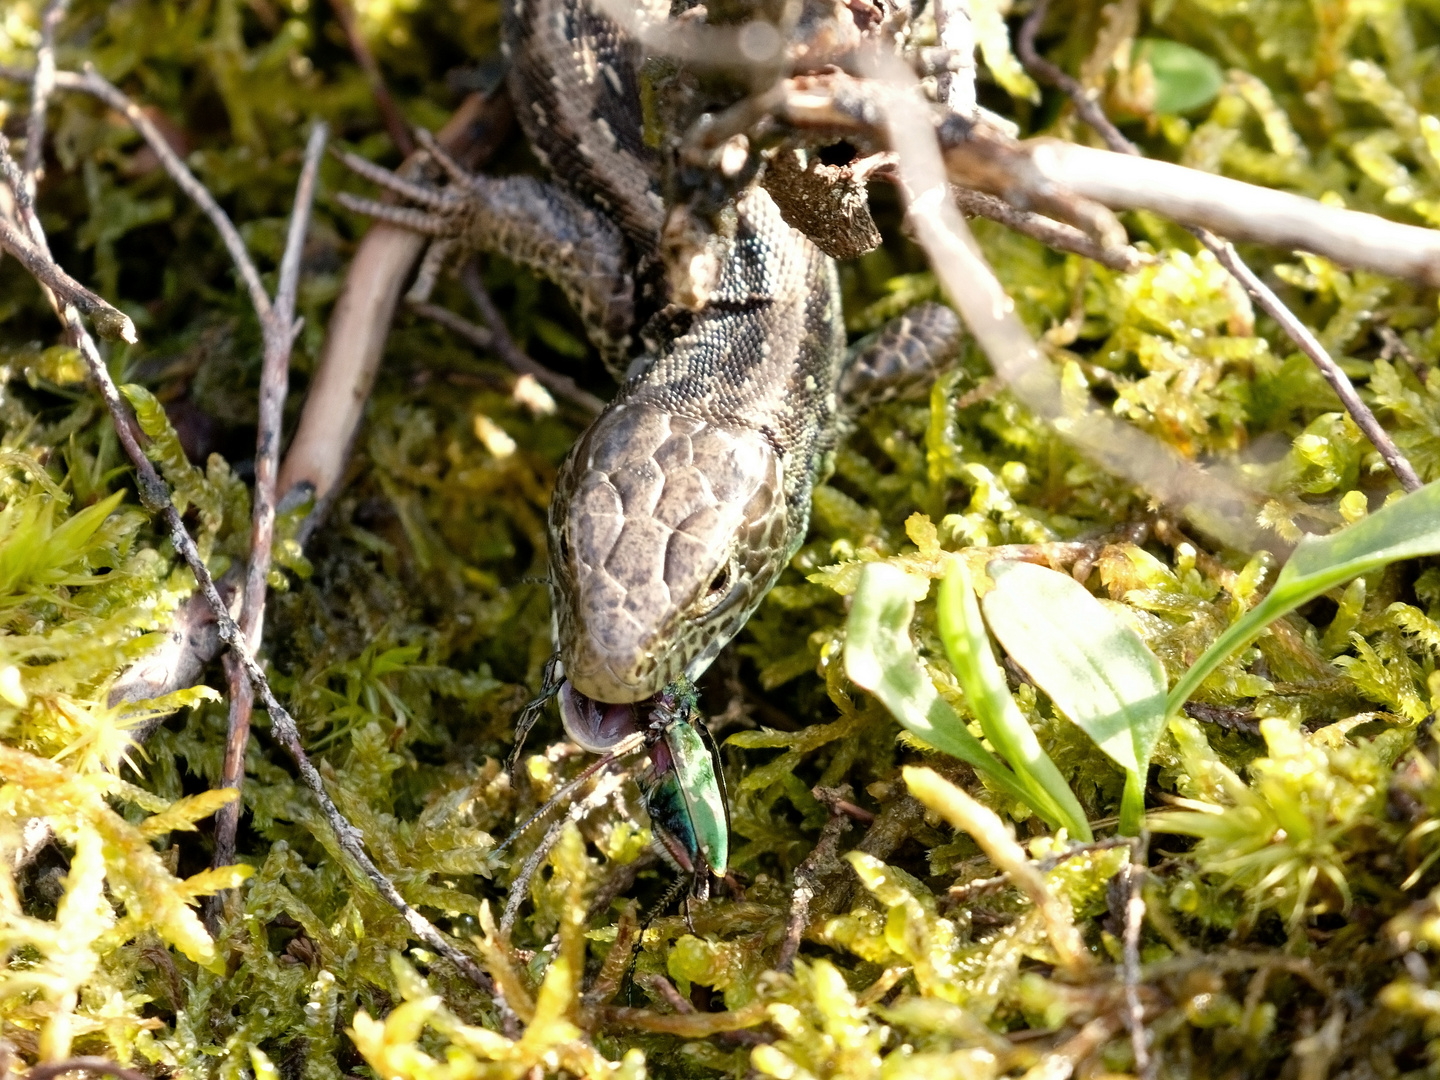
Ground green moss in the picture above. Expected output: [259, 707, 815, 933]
[8, 0, 1440, 1072]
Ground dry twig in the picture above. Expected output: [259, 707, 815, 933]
[943, 836, 1130, 905]
[932, 0, 976, 116]
[0, 215, 135, 342]
[21, 0, 68, 184]
[326, 0, 415, 155]
[950, 185, 1146, 271]
[280, 90, 515, 534]
[1122, 834, 1152, 1077]
[101, 92, 514, 711]
[776, 794, 854, 972]
[856, 50, 1271, 551]
[211, 121, 329, 882]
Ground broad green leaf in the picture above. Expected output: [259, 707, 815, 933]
[844, 563, 1040, 818]
[982, 561, 1166, 773]
[981, 561, 1165, 835]
[1136, 38, 1224, 115]
[936, 561, 1093, 841]
[1169, 481, 1440, 716]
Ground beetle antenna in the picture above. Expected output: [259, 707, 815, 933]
[491, 729, 647, 862]
[499, 764, 631, 939]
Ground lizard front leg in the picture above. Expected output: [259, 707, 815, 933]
[337, 143, 637, 375]
[839, 301, 966, 411]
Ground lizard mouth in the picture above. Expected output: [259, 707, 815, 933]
[557, 679, 644, 753]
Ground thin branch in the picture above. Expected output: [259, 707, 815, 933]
[637, 971, 695, 1014]
[951, 185, 1146, 271]
[0, 133, 491, 995]
[107, 92, 514, 711]
[279, 90, 515, 533]
[43, 66, 273, 319]
[943, 836, 1130, 905]
[1017, 0, 1422, 492]
[326, 0, 415, 155]
[458, 261, 599, 412]
[1122, 834, 1152, 1079]
[1208, 242, 1421, 490]
[212, 121, 329, 880]
[857, 52, 1272, 553]
[22, 0, 69, 184]
[0, 214, 135, 341]
[410, 296, 605, 415]
[811, 784, 876, 825]
[754, 65, 1440, 289]
[500, 767, 630, 939]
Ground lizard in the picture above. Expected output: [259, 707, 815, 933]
[338, 0, 963, 891]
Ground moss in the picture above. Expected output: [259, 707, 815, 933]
[7, 0, 1440, 1073]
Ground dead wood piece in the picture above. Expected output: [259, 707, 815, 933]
[762, 146, 884, 260]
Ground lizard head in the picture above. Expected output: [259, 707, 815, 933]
[548, 401, 791, 705]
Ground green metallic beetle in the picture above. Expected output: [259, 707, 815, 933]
[557, 677, 730, 898]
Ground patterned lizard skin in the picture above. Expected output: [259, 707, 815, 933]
[343, 0, 961, 708]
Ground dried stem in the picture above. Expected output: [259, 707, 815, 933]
[279, 90, 515, 532]
[932, 0, 976, 116]
[22, 0, 69, 184]
[0, 107, 490, 995]
[756, 64, 1440, 288]
[326, 0, 415, 155]
[42, 66, 272, 319]
[943, 836, 1130, 905]
[211, 121, 329, 881]
[637, 972, 695, 1013]
[1122, 834, 1152, 1078]
[457, 261, 609, 413]
[950, 185, 1145, 271]
[500, 768, 629, 939]
[811, 783, 876, 825]
[860, 50, 1270, 552]
[776, 800, 852, 972]
[409, 296, 605, 415]
[1018, 0, 1422, 491]
[105, 92, 514, 711]
[0, 214, 135, 342]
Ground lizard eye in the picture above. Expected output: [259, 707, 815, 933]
[692, 558, 739, 618]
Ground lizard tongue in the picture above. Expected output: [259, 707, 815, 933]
[557, 680, 642, 753]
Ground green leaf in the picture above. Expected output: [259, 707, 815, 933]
[1137, 38, 1224, 115]
[1169, 481, 1440, 716]
[844, 563, 1041, 817]
[980, 561, 1166, 835]
[981, 562, 1166, 772]
[936, 561, 1094, 841]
